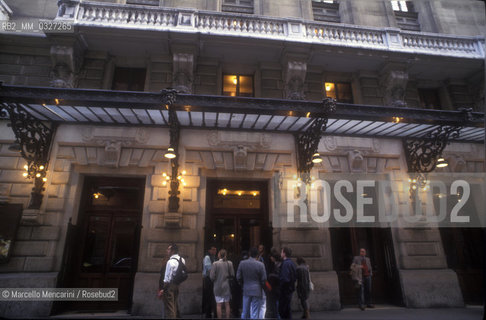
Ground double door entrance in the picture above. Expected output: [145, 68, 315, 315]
[205, 180, 270, 264]
[58, 176, 145, 312]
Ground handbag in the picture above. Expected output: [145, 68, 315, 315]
[226, 261, 238, 292]
[308, 267, 314, 291]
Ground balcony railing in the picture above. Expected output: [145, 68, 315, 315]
[61, 1, 485, 59]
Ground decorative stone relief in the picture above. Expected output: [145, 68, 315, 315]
[82, 127, 148, 167]
[283, 60, 307, 100]
[57, 0, 79, 19]
[208, 131, 271, 150]
[50, 44, 83, 88]
[172, 52, 194, 94]
[82, 127, 148, 145]
[233, 146, 248, 171]
[322, 136, 337, 151]
[380, 63, 409, 107]
[347, 150, 364, 172]
[448, 155, 466, 172]
[321, 136, 381, 154]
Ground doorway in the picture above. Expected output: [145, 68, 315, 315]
[205, 179, 271, 264]
[331, 227, 403, 306]
[60, 176, 145, 312]
[440, 227, 484, 305]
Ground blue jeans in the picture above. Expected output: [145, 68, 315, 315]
[241, 295, 265, 319]
[359, 276, 372, 306]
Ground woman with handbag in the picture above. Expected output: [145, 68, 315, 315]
[296, 257, 311, 319]
[210, 249, 235, 318]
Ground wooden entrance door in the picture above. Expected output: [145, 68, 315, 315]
[331, 227, 402, 306]
[65, 176, 144, 311]
[205, 180, 270, 264]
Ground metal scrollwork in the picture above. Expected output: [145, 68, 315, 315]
[403, 125, 461, 173]
[403, 125, 461, 200]
[0, 102, 57, 209]
[295, 97, 336, 183]
[161, 89, 178, 106]
[162, 90, 181, 214]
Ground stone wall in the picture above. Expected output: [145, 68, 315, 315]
[429, 0, 486, 36]
[0, 43, 51, 86]
[77, 52, 108, 89]
[148, 55, 172, 92]
[194, 60, 219, 95]
[0, 122, 59, 274]
[260, 62, 283, 99]
[359, 73, 384, 106]
[0, 122, 61, 318]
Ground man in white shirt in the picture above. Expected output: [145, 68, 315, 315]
[159, 243, 185, 319]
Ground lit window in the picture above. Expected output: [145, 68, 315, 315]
[391, 1, 419, 31]
[223, 75, 253, 97]
[391, 1, 414, 12]
[324, 82, 353, 103]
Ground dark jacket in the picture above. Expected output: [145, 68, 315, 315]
[267, 260, 281, 297]
[236, 257, 267, 297]
[296, 264, 310, 300]
[279, 258, 296, 294]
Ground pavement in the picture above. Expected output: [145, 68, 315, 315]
[43, 305, 485, 320]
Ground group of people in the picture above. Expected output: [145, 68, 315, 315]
[201, 244, 312, 319]
[159, 243, 374, 319]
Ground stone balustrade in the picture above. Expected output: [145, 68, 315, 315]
[304, 22, 387, 47]
[65, 1, 485, 59]
[197, 11, 286, 37]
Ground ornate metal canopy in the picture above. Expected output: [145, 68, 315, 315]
[0, 83, 484, 209]
[0, 84, 482, 141]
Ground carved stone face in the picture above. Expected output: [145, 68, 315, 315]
[287, 77, 304, 100]
[173, 72, 192, 93]
[50, 64, 74, 88]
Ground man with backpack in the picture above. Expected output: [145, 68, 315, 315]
[159, 243, 187, 318]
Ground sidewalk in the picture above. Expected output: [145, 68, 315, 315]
[45, 305, 484, 319]
[281, 305, 484, 320]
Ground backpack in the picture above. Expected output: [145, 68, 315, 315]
[171, 257, 188, 285]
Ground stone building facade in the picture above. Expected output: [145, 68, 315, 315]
[0, 0, 485, 317]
